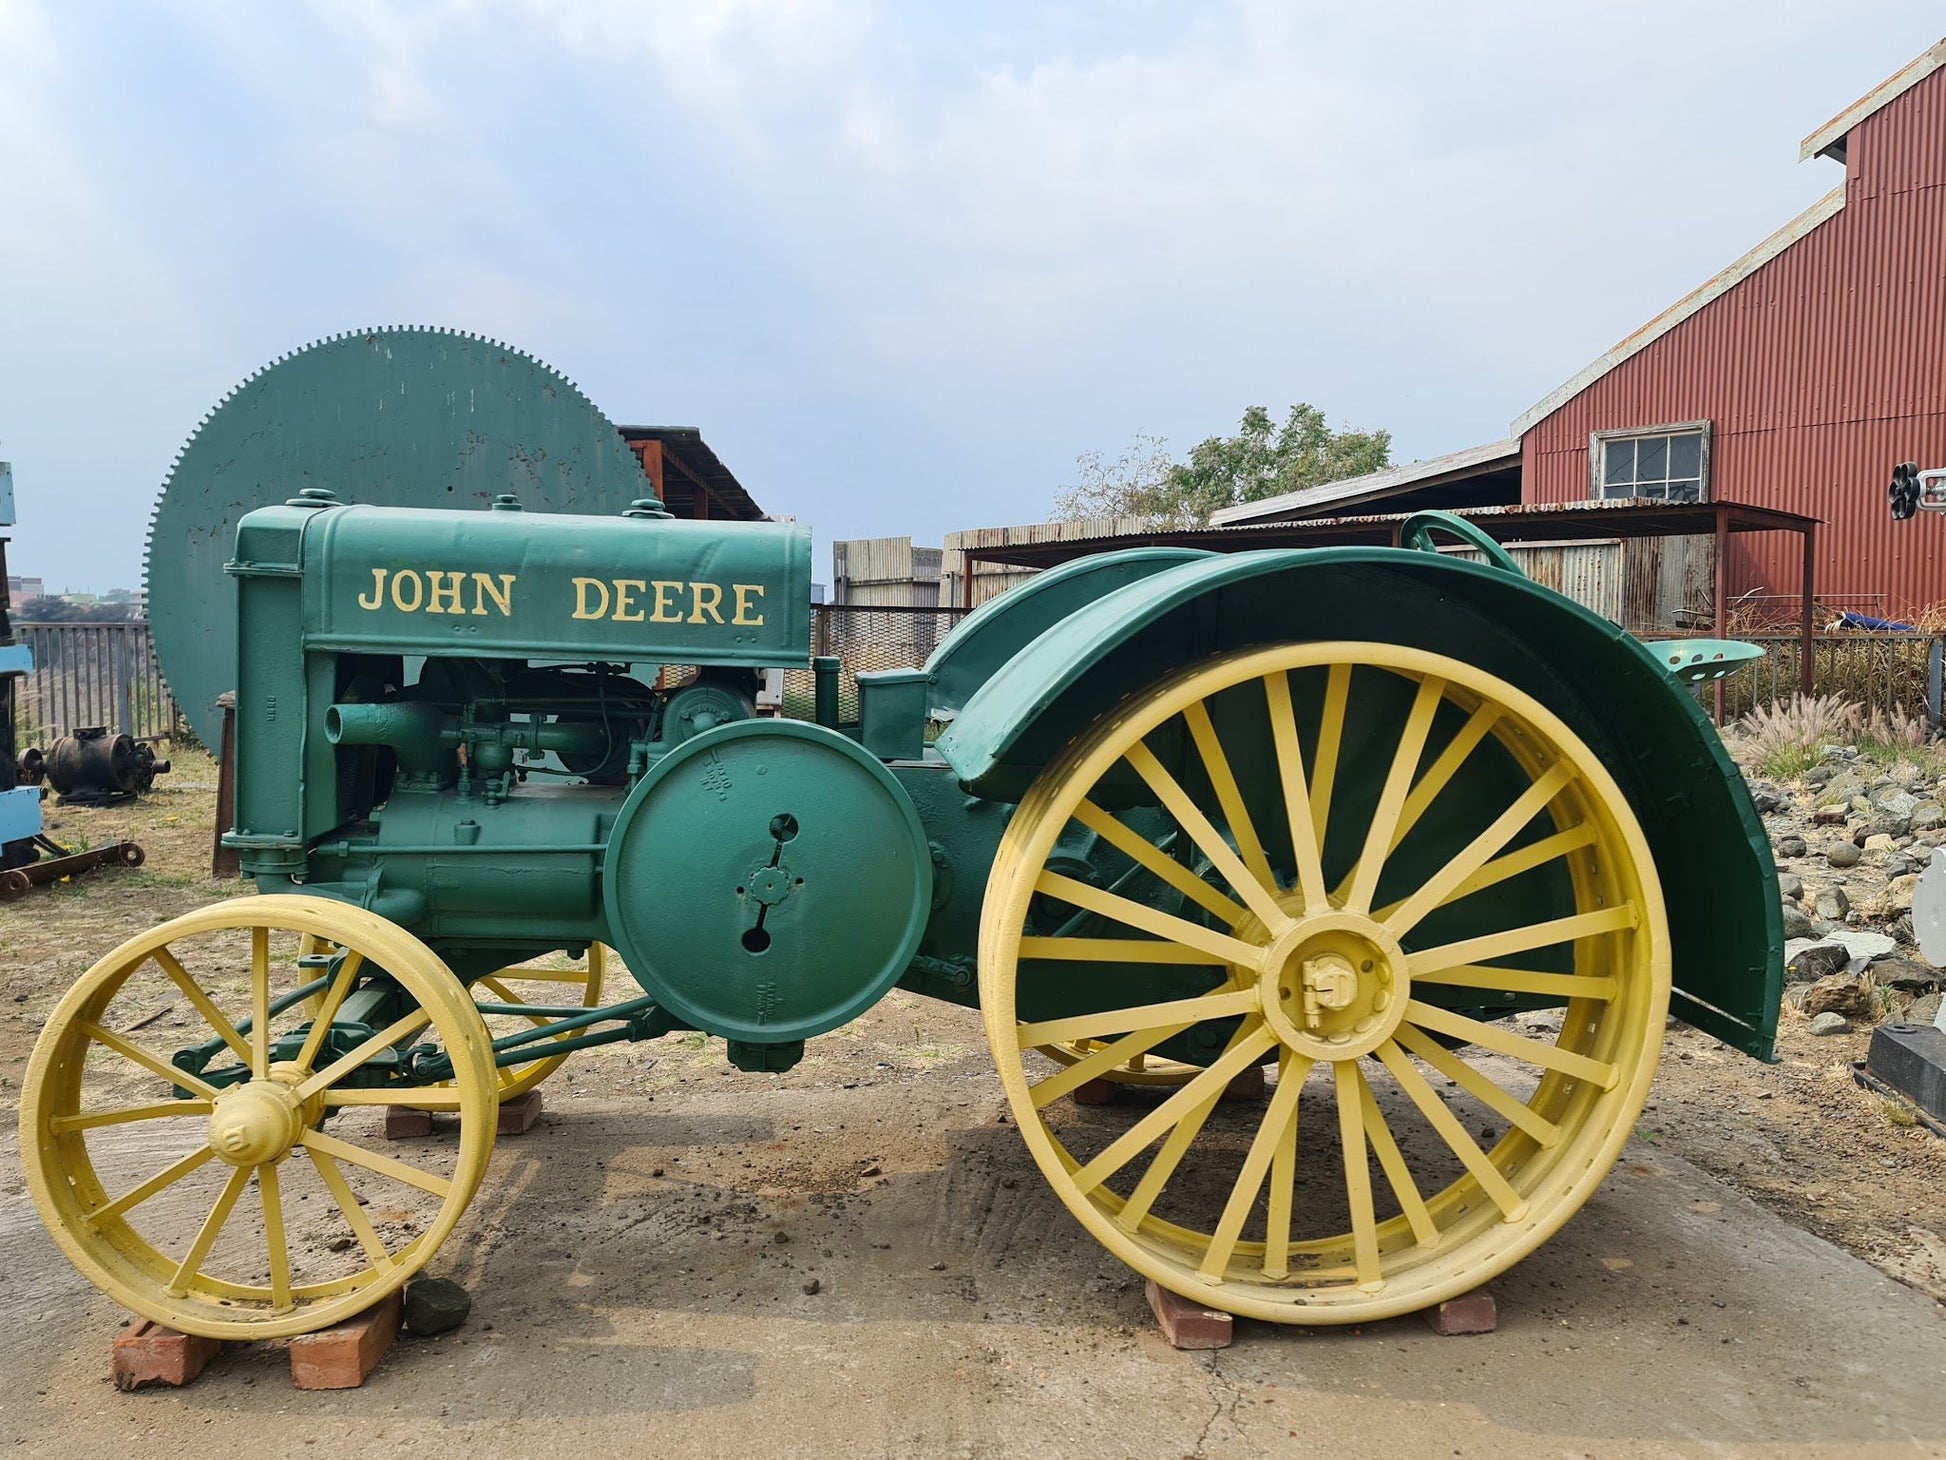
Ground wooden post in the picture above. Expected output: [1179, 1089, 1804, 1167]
[1712, 505, 1729, 725]
[1799, 522, 1817, 698]
[211, 692, 239, 878]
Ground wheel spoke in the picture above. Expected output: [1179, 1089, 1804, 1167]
[1182, 701, 1277, 893]
[294, 949, 365, 1073]
[1344, 676, 1444, 914]
[300, 1128, 452, 1198]
[1069, 1024, 1278, 1198]
[491, 965, 598, 983]
[1404, 904, 1637, 981]
[1263, 672, 1327, 913]
[1335, 1060, 1383, 1290]
[51, 1099, 213, 1133]
[259, 1162, 293, 1312]
[1308, 663, 1351, 854]
[308, 1147, 395, 1272]
[1032, 871, 1267, 969]
[1017, 936, 1231, 967]
[1383, 761, 1578, 937]
[324, 1087, 466, 1110]
[1374, 1038, 1528, 1221]
[1356, 1066, 1438, 1247]
[1029, 1022, 1202, 1108]
[151, 948, 252, 1067]
[1197, 1049, 1308, 1280]
[1115, 1021, 1269, 1232]
[1262, 1055, 1305, 1279]
[167, 1164, 252, 1297]
[1335, 697, 1500, 908]
[84, 1146, 218, 1227]
[1404, 1001, 1618, 1089]
[1392, 1023, 1562, 1147]
[1073, 799, 1247, 927]
[1410, 963, 1616, 1002]
[293, 1009, 433, 1102]
[1018, 987, 1259, 1050]
[249, 926, 272, 1077]
[79, 1021, 222, 1101]
[1122, 742, 1291, 932]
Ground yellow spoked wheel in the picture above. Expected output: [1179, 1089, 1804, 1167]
[1035, 1039, 1205, 1087]
[981, 643, 1669, 1324]
[302, 941, 610, 1103]
[21, 895, 497, 1340]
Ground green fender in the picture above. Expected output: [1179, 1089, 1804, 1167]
[933, 546, 1782, 1060]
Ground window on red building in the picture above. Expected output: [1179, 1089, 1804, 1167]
[1591, 423, 1710, 502]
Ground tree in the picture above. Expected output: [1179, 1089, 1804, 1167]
[1056, 405, 1392, 528]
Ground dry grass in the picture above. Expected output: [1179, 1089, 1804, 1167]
[1735, 695, 1862, 779]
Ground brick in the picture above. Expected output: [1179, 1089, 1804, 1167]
[113, 1319, 220, 1391]
[288, 1289, 403, 1390]
[497, 1087, 544, 1135]
[1145, 1279, 1234, 1350]
[1221, 1064, 1267, 1103]
[1071, 1078, 1118, 1106]
[1422, 1289, 1497, 1336]
[383, 1105, 435, 1140]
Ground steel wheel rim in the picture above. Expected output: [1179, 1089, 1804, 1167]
[21, 895, 497, 1339]
[981, 642, 1670, 1324]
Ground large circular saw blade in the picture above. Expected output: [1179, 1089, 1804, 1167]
[146, 326, 650, 746]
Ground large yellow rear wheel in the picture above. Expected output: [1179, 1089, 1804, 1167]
[981, 643, 1669, 1324]
[20, 895, 497, 1339]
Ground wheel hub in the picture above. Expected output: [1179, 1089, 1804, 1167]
[1253, 910, 1410, 1061]
[207, 1078, 305, 1168]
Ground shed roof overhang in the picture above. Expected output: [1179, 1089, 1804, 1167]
[1208, 437, 1520, 526]
[619, 426, 768, 521]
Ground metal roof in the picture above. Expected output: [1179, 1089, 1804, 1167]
[1208, 438, 1520, 525]
[1801, 37, 1946, 162]
[618, 426, 767, 521]
[961, 498, 1820, 569]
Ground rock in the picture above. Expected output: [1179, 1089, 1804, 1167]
[1802, 972, 1878, 1020]
[802, 1278, 822, 1295]
[1910, 991, 1944, 1024]
[1820, 929, 1897, 961]
[1884, 873, 1922, 914]
[1785, 942, 1852, 983]
[1814, 886, 1851, 921]
[1886, 856, 1917, 879]
[1808, 1011, 1851, 1036]
[1870, 812, 1913, 839]
[1826, 843, 1862, 869]
[1890, 761, 1927, 788]
[1914, 802, 1946, 832]
[1782, 904, 1816, 938]
[1874, 788, 1921, 819]
[1824, 771, 1869, 806]
[403, 1277, 471, 1336]
[1813, 804, 1849, 824]
[1778, 872, 1804, 900]
[1822, 743, 1857, 761]
[1864, 833, 1899, 853]
[1804, 762, 1839, 787]
[1749, 783, 1789, 815]
[1776, 835, 1807, 859]
[1873, 956, 1939, 992]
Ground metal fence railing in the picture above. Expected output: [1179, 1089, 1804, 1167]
[14, 622, 182, 744]
[1714, 631, 1943, 727]
[781, 604, 968, 723]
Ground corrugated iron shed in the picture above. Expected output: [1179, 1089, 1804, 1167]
[618, 426, 767, 521]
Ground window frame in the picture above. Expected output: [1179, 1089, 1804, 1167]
[1588, 420, 1712, 504]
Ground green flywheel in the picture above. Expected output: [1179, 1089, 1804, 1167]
[602, 720, 933, 1045]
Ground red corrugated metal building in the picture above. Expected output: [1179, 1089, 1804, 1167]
[1218, 38, 1946, 624]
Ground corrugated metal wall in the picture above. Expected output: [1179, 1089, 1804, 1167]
[1444, 537, 1711, 630]
[1522, 69, 1946, 620]
[940, 518, 1144, 606]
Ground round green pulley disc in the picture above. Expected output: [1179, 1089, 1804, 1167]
[603, 720, 933, 1045]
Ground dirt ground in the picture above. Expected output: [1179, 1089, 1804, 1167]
[2, 759, 1944, 1457]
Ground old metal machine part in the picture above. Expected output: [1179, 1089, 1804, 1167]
[145, 326, 655, 747]
[22, 332, 1781, 1346]
[41, 726, 172, 804]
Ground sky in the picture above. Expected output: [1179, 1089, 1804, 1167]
[0, 1, 1940, 593]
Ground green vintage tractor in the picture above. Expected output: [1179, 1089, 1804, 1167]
[19, 329, 1780, 1339]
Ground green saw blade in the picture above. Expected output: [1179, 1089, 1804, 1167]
[145, 326, 650, 746]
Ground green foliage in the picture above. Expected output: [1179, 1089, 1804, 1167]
[1734, 695, 1861, 780]
[13, 595, 137, 624]
[1056, 405, 1392, 528]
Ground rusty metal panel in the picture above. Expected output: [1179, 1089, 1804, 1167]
[1521, 65, 1946, 620]
[1446, 540, 1623, 623]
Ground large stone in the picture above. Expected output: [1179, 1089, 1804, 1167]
[1782, 903, 1816, 938]
[1865, 832, 1900, 853]
[1827, 843, 1863, 869]
[1819, 929, 1897, 962]
[1785, 941, 1853, 984]
[1871, 812, 1913, 840]
[1803, 972, 1878, 1020]
[1910, 991, 1944, 1025]
[1873, 956, 1940, 993]
[1804, 762, 1839, 787]
[1884, 874, 1922, 914]
[1749, 782, 1789, 815]
[1812, 804, 1849, 825]
[1913, 802, 1946, 832]
[1778, 871, 1805, 900]
[402, 1277, 472, 1337]
[1808, 1011, 1851, 1036]
[1824, 771, 1869, 806]
[1776, 835, 1808, 859]
[1875, 788, 1921, 819]
[1814, 886, 1851, 921]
